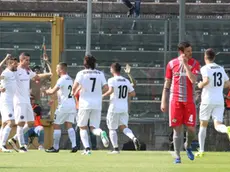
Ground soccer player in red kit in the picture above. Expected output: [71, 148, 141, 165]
[161, 42, 200, 163]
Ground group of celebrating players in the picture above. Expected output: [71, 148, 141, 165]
[1, 41, 230, 162]
[161, 42, 230, 163]
[0, 52, 141, 155]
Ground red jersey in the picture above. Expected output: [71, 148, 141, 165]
[33, 104, 42, 127]
[165, 57, 200, 103]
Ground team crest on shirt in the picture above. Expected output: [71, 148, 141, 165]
[172, 118, 177, 123]
[8, 114, 12, 118]
[20, 115, 24, 119]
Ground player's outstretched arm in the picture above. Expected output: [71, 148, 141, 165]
[43, 53, 52, 73]
[45, 86, 60, 95]
[124, 64, 136, 87]
[161, 78, 171, 112]
[102, 86, 113, 98]
[0, 54, 11, 68]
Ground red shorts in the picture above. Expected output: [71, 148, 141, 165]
[169, 100, 196, 127]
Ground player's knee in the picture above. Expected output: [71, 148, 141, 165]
[187, 126, 195, 133]
[17, 121, 25, 127]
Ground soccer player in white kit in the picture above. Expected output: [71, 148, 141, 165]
[45, 62, 77, 153]
[103, 63, 140, 153]
[195, 48, 230, 157]
[8, 52, 52, 152]
[72, 55, 109, 155]
[0, 57, 18, 152]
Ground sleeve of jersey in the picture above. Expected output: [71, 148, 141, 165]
[192, 62, 201, 76]
[29, 70, 37, 79]
[200, 67, 208, 77]
[55, 78, 63, 88]
[75, 72, 82, 85]
[101, 73, 107, 86]
[128, 81, 134, 93]
[108, 78, 113, 87]
[165, 63, 172, 79]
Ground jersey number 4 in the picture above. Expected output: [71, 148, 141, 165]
[118, 85, 128, 99]
[213, 72, 222, 87]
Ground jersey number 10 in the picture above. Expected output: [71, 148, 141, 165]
[213, 72, 222, 87]
[118, 85, 128, 99]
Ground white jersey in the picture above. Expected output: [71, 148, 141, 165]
[14, 67, 36, 104]
[200, 63, 229, 105]
[108, 76, 134, 113]
[75, 69, 107, 110]
[0, 68, 16, 104]
[56, 74, 75, 108]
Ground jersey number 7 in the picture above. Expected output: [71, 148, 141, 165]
[90, 78, 96, 92]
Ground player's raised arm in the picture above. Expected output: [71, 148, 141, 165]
[0, 54, 11, 68]
[124, 64, 136, 87]
[181, 54, 198, 84]
[43, 53, 52, 73]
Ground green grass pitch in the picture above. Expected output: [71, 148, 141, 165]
[0, 151, 230, 172]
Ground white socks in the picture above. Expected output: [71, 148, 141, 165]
[123, 128, 135, 140]
[68, 128, 76, 148]
[215, 124, 227, 133]
[13, 124, 30, 141]
[80, 129, 90, 148]
[1, 126, 12, 146]
[109, 130, 118, 148]
[53, 129, 61, 150]
[17, 126, 25, 147]
[91, 128, 102, 136]
[198, 126, 207, 152]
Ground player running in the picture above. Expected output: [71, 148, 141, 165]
[8, 52, 52, 152]
[161, 42, 200, 163]
[103, 63, 140, 154]
[45, 62, 77, 153]
[72, 55, 109, 155]
[195, 48, 230, 157]
[0, 57, 18, 152]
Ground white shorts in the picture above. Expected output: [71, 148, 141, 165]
[199, 104, 225, 122]
[14, 103, 34, 124]
[107, 112, 129, 130]
[0, 103, 14, 123]
[54, 106, 76, 125]
[77, 109, 101, 128]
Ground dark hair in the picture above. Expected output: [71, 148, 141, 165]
[84, 55, 96, 69]
[6, 57, 18, 65]
[178, 41, 191, 52]
[111, 62, 121, 73]
[20, 52, 30, 57]
[58, 62, 68, 71]
[205, 48, 215, 61]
